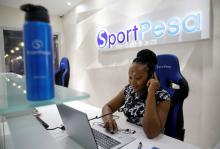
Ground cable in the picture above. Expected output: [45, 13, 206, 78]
[92, 122, 136, 134]
[46, 125, 65, 131]
[118, 128, 136, 134]
[35, 116, 49, 129]
[34, 115, 65, 131]
[88, 112, 114, 121]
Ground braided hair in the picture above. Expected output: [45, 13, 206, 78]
[132, 49, 157, 78]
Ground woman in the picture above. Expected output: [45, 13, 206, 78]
[102, 49, 171, 139]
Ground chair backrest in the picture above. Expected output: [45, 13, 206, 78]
[155, 54, 189, 141]
[55, 57, 70, 87]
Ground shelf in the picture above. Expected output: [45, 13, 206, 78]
[0, 73, 90, 115]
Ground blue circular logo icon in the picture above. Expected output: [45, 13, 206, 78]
[32, 40, 43, 49]
[97, 30, 108, 48]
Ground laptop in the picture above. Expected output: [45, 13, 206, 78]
[56, 104, 135, 149]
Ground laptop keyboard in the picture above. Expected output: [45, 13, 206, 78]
[92, 128, 121, 149]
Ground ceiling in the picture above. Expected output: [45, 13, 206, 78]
[0, 0, 84, 16]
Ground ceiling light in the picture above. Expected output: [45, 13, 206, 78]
[20, 42, 24, 47]
[10, 49, 15, 53]
[4, 54, 9, 58]
[15, 47, 20, 51]
[67, 2, 72, 6]
[16, 56, 23, 60]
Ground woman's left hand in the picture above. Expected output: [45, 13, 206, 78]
[147, 73, 160, 93]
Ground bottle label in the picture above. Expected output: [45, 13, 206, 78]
[26, 39, 51, 56]
[27, 51, 51, 56]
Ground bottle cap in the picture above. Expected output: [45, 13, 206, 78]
[20, 4, 50, 23]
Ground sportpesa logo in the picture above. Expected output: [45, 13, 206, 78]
[97, 12, 201, 49]
[97, 30, 108, 48]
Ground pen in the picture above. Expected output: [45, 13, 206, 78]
[138, 141, 142, 149]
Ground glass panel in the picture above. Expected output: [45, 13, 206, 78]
[0, 115, 4, 149]
[3, 30, 59, 75]
[53, 35, 59, 70]
[0, 73, 90, 115]
[3, 30, 24, 75]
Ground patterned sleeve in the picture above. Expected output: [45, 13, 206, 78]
[155, 89, 171, 104]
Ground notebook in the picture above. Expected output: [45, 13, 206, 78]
[56, 104, 135, 149]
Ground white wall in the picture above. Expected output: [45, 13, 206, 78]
[62, 0, 220, 148]
[0, 5, 66, 72]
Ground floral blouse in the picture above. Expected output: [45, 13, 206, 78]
[119, 84, 171, 126]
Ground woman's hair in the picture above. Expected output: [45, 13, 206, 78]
[132, 49, 157, 77]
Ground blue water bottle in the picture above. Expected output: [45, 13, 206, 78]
[21, 4, 54, 101]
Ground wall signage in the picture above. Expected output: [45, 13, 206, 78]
[97, 12, 202, 49]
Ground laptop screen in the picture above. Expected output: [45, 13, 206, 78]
[57, 104, 98, 149]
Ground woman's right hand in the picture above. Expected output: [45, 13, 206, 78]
[102, 89, 125, 134]
[104, 117, 118, 134]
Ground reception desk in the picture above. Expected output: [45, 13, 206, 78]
[0, 73, 90, 149]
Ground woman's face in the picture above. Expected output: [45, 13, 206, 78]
[128, 63, 149, 92]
